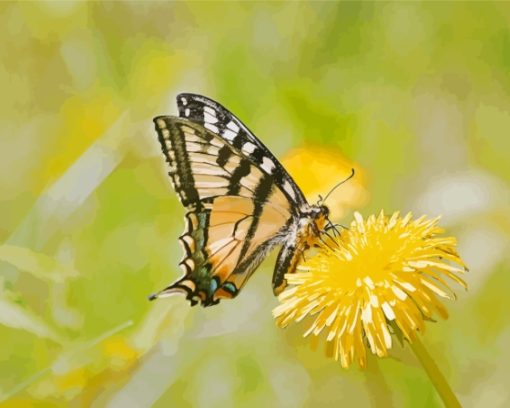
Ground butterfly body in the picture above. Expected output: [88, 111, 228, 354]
[151, 94, 329, 307]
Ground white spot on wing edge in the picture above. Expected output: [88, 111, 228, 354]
[204, 111, 218, 124]
[156, 118, 167, 129]
[222, 128, 237, 141]
[261, 157, 275, 174]
[161, 128, 171, 139]
[179, 234, 195, 253]
[184, 108, 190, 116]
[283, 180, 296, 199]
[180, 96, 188, 106]
[242, 142, 257, 154]
[172, 173, 181, 188]
[186, 212, 199, 229]
[180, 258, 195, 272]
[226, 121, 240, 132]
[204, 122, 219, 133]
[204, 106, 216, 115]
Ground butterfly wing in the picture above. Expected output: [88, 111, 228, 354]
[175, 94, 322, 297]
[151, 116, 297, 306]
[176, 93, 308, 209]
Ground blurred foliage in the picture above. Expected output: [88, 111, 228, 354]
[1, 1, 510, 407]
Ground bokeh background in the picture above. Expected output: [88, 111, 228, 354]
[1, 2, 510, 407]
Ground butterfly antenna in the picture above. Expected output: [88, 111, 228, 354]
[322, 168, 355, 204]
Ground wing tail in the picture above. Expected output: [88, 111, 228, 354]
[148, 278, 204, 306]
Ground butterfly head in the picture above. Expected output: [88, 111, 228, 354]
[302, 203, 330, 236]
[307, 203, 329, 219]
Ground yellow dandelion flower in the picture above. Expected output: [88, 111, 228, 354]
[273, 211, 467, 369]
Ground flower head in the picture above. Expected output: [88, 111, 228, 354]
[273, 211, 467, 368]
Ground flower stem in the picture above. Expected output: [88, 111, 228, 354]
[409, 336, 462, 408]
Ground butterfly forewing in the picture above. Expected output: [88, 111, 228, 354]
[176, 93, 308, 209]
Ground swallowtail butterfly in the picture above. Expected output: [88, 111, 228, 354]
[150, 94, 333, 307]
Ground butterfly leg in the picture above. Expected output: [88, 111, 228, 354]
[325, 221, 347, 237]
[272, 241, 305, 295]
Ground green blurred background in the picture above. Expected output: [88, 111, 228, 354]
[1, 2, 510, 407]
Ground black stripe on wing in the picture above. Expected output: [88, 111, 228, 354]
[154, 116, 301, 212]
[227, 158, 251, 195]
[154, 117, 202, 209]
[154, 117, 261, 207]
[237, 173, 274, 262]
[149, 208, 218, 306]
[149, 196, 291, 307]
[176, 93, 307, 208]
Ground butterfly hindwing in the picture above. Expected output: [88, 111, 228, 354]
[152, 116, 295, 306]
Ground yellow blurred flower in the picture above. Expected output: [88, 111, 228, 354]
[281, 146, 368, 220]
[273, 211, 467, 368]
[41, 90, 121, 190]
[102, 336, 139, 371]
[55, 367, 87, 395]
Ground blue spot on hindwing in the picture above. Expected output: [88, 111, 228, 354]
[209, 278, 218, 295]
[222, 282, 238, 296]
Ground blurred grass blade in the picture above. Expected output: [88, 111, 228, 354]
[0, 244, 78, 283]
[130, 300, 188, 353]
[0, 295, 62, 343]
[1, 320, 134, 402]
[106, 302, 190, 407]
[51, 319, 134, 375]
[7, 111, 131, 251]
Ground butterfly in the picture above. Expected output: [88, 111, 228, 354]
[150, 93, 338, 307]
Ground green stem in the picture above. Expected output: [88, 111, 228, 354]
[409, 335, 462, 408]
